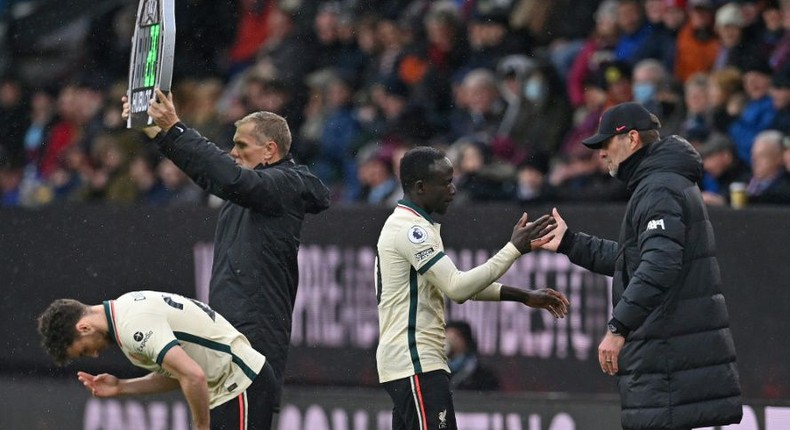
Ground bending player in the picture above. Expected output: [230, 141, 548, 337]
[37, 290, 276, 430]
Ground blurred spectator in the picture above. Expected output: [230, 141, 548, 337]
[445, 320, 500, 391]
[410, 4, 467, 121]
[255, 6, 314, 90]
[505, 58, 573, 162]
[632, 0, 682, 70]
[355, 143, 400, 205]
[515, 152, 556, 204]
[314, 72, 361, 202]
[82, 133, 136, 204]
[746, 129, 790, 203]
[311, 2, 344, 73]
[699, 133, 751, 205]
[613, 0, 652, 65]
[599, 60, 634, 108]
[713, 2, 761, 72]
[449, 69, 505, 143]
[632, 58, 686, 134]
[227, 0, 275, 76]
[769, 0, 790, 70]
[448, 137, 516, 203]
[0, 149, 21, 207]
[560, 75, 610, 157]
[549, 147, 630, 202]
[497, 55, 536, 137]
[373, 14, 408, 81]
[157, 159, 205, 206]
[22, 86, 56, 172]
[768, 64, 790, 131]
[707, 66, 745, 134]
[463, 11, 524, 71]
[0, 73, 28, 168]
[728, 58, 777, 163]
[566, 0, 619, 109]
[757, 0, 784, 60]
[675, 0, 719, 82]
[681, 72, 714, 145]
[784, 133, 790, 171]
[129, 153, 169, 206]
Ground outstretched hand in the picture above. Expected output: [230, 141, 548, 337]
[120, 94, 162, 138]
[538, 208, 568, 253]
[77, 371, 121, 397]
[524, 288, 570, 318]
[510, 212, 557, 254]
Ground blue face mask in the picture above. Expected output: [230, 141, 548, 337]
[524, 78, 546, 102]
[633, 82, 656, 104]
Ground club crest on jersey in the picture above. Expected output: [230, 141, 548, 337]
[408, 226, 428, 244]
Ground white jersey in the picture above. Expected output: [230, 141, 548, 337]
[375, 200, 450, 383]
[104, 290, 266, 408]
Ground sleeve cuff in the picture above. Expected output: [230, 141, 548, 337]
[608, 317, 630, 337]
[557, 230, 576, 255]
[503, 242, 523, 258]
[164, 122, 187, 141]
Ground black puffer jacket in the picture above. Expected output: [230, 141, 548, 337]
[156, 124, 331, 405]
[560, 135, 742, 429]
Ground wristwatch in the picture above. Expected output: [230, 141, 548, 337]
[607, 318, 627, 337]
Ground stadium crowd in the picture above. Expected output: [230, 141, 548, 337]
[1, 0, 790, 208]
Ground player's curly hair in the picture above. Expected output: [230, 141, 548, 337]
[36, 299, 87, 366]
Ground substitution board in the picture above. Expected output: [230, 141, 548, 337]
[126, 0, 175, 129]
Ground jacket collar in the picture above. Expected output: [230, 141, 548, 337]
[254, 155, 294, 170]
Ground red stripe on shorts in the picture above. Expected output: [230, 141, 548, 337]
[238, 393, 245, 430]
[413, 374, 428, 430]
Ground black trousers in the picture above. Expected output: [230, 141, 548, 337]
[383, 370, 458, 430]
[210, 361, 277, 430]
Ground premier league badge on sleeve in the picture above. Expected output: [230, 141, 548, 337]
[408, 226, 428, 244]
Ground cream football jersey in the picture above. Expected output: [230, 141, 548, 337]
[103, 290, 265, 408]
[375, 200, 450, 383]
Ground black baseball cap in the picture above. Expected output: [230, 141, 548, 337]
[582, 102, 661, 149]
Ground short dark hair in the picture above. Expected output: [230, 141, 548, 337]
[37, 299, 87, 366]
[399, 146, 446, 192]
[638, 129, 660, 145]
[234, 111, 292, 156]
[446, 320, 478, 354]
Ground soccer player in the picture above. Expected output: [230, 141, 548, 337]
[375, 146, 570, 430]
[37, 290, 276, 430]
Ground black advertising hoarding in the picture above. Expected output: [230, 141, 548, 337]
[1, 204, 789, 400]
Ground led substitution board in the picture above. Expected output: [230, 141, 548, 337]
[126, 0, 175, 129]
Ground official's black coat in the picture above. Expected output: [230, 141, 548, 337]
[559, 135, 742, 429]
[156, 124, 331, 404]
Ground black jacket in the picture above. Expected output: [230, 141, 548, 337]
[156, 124, 331, 402]
[559, 135, 742, 429]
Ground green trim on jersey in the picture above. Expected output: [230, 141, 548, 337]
[408, 267, 422, 373]
[156, 339, 180, 365]
[397, 199, 435, 224]
[103, 301, 117, 345]
[417, 251, 446, 275]
[174, 332, 258, 381]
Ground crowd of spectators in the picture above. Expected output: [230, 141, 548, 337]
[1, 0, 790, 208]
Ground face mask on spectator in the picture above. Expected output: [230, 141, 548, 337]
[633, 82, 656, 104]
[524, 77, 546, 102]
